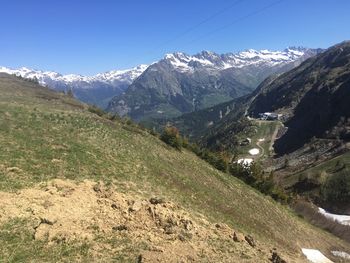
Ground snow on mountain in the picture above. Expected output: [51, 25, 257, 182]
[163, 47, 312, 72]
[0, 48, 311, 88]
[0, 64, 149, 108]
[0, 64, 148, 88]
[0, 47, 317, 109]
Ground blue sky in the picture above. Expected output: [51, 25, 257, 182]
[1, 0, 349, 75]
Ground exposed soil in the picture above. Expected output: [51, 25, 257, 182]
[0, 179, 280, 262]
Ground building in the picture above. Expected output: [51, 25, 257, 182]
[259, 112, 282, 121]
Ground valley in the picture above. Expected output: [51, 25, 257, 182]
[2, 1, 350, 261]
[0, 73, 349, 262]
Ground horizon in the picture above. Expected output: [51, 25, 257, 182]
[1, 45, 324, 76]
[1, 0, 350, 75]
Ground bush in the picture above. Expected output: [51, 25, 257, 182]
[160, 126, 182, 150]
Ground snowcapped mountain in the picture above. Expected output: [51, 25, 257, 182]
[108, 47, 322, 121]
[0, 47, 321, 113]
[0, 65, 148, 108]
[0, 65, 148, 86]
[161, 47, 314, 73]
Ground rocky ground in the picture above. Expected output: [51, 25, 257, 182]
[0, 179, 287, 262]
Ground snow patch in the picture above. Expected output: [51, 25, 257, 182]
[0, 64, 149, 89]
[301, 248, 333, 263]
[248, 148, 260, 156]
[164, 47, 308, 72]
[331, 251, 350, 260]
[237, 158, 253, 166]
[318, 208, 350, 226]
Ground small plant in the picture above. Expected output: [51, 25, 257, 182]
[160, 125, 182, 150]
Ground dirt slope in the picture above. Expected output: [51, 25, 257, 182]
[0, 179, 274, 262]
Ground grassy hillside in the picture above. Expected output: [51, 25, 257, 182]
[0, 74, 349, 262]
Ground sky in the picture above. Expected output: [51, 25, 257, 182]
[1, 0, 350, 75]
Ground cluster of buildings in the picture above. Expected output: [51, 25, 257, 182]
[258, 112, 282, 121]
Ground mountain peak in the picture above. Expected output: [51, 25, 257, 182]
[161, 47, 316, 72]
[0, 64, 148, 86]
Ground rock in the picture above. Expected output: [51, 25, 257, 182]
[149, 197, 165, 205]
[232, 231, 245, 242]
[178, 230, 193, 241]
[149, 246, 164, 252]
[33, 217, 56, 241]
[270, 249, 287, 263]
[39, 217, 56, 225]
[245, 235, 256, 247]
[164, 225, 175, 235]
[148, 206, 156, 220]
[34, 223, 51, 240]
[112, 225, 128, 231]
[215, 223, 222, 228]
[129, 200, 143, 212]
[93, 183, 101, 193]
[181, 219, 192, 231]
[93, 182, 113, 198]
[178, 234, 186, 242]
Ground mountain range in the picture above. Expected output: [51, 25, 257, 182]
[0, 65, 148, 108]
[0, 47, 320, 120]
[168, 42, 350, 157]
[107, 47, 321, 121]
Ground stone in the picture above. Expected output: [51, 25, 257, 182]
[245, 235, 256, 247]
[270, 249, 287, 263]
[112, 225, 128, 231]
[149, 197, 165, 205]
[129, 200, 143, 212]
[232, 231, 245, 242]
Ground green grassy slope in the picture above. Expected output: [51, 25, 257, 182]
[0, 74, 349, 261]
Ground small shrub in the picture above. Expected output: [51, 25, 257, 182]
[160, 126, 182, 150]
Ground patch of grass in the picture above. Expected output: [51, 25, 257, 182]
[0, 218, 91, 263]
